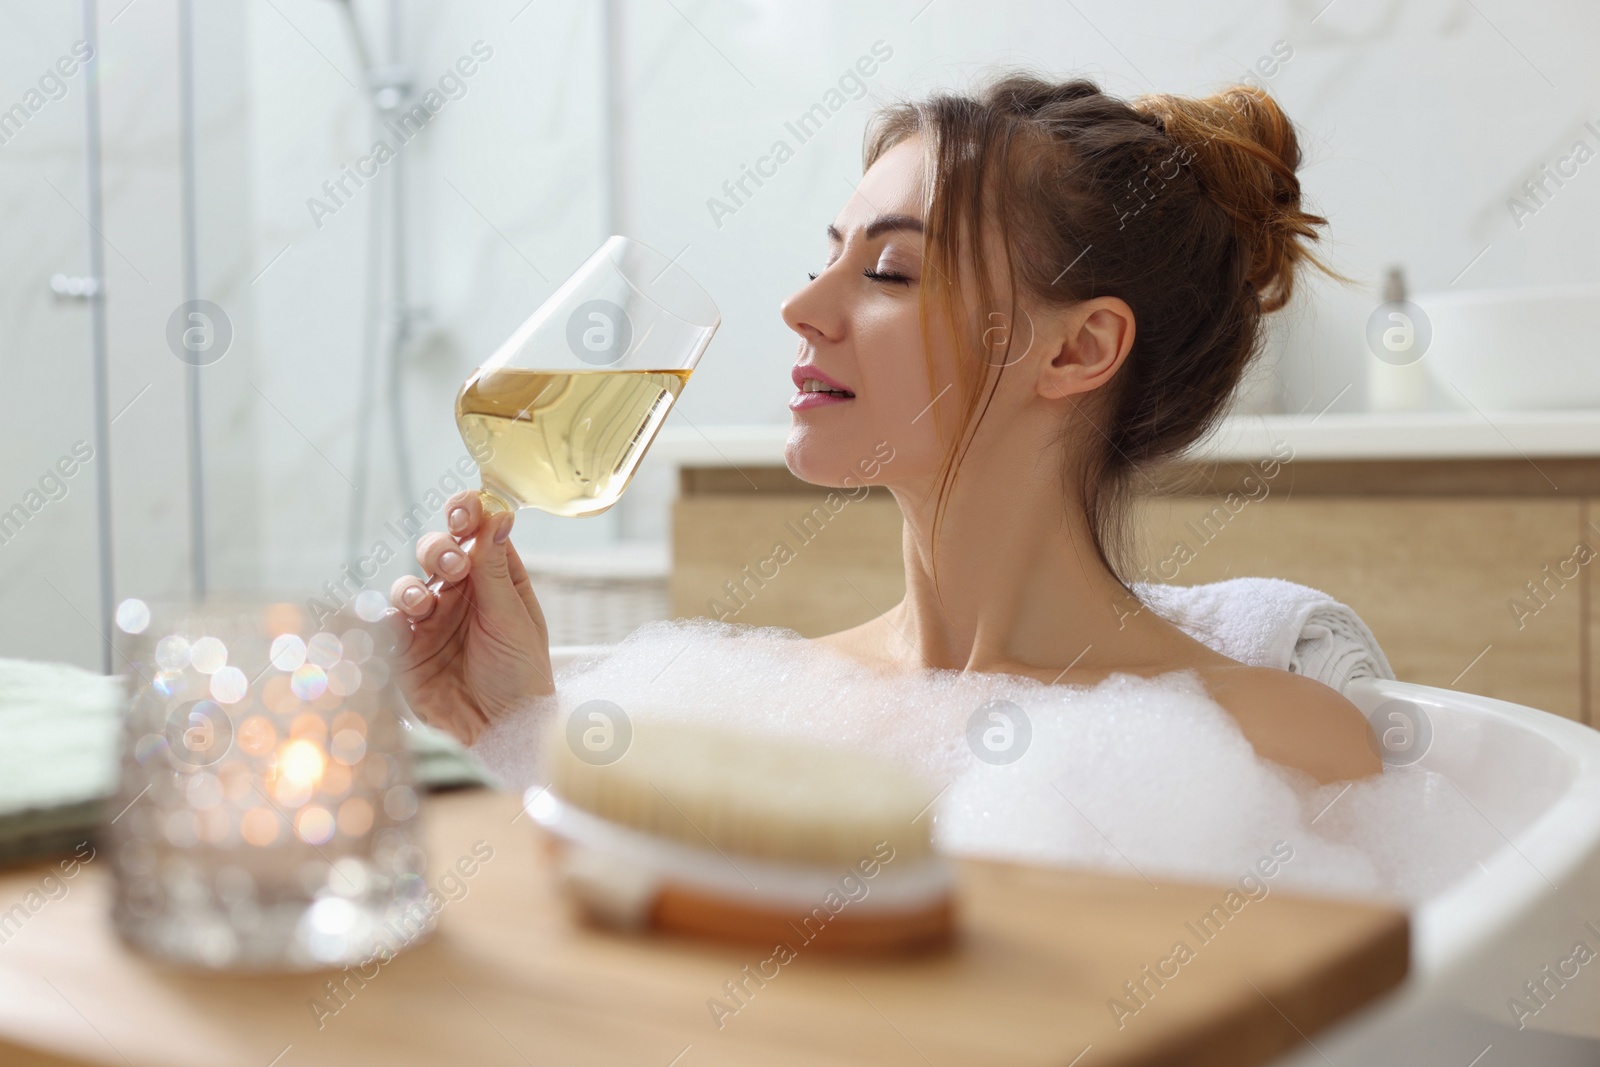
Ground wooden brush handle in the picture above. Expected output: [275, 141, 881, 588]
[650, 885, 956, 955]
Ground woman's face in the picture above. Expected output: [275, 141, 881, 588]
[780, 135, 963, 493]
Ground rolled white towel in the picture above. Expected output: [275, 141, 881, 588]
[1129, 576, 1395, 694]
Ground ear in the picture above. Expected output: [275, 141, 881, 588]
[1037, 297, 1136, 401]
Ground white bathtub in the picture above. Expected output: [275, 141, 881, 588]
[1270, 678, 1600, 1066]
[546, 649, 1600, 1062]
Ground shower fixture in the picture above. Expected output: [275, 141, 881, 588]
[331, 0, 420, 566]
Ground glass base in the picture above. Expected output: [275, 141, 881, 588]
[114, 889, 436, 972]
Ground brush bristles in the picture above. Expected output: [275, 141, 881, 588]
[544, 717, 936, 866]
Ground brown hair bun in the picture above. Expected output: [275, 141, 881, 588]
[1132, 85, 1330, 312]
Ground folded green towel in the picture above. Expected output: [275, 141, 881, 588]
[0, 658, 495, 866]
[403, 715, 503, 793]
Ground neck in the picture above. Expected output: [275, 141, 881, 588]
[885, 422, 1147, 675]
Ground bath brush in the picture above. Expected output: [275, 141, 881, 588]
[524, 717, 956, 952]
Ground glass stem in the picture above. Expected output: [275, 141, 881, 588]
[479, 488, 512, 517]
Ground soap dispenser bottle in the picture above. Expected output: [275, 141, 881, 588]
[1366, 266, 1429, 411]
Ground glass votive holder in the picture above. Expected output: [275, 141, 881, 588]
[106, 595, 432, 971]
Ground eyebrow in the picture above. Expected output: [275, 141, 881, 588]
[826, 213, 925, 242]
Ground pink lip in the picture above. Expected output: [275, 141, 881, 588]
[790, 390, 853, 411]
[790, 364, 855, 411]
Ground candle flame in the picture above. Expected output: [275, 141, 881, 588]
[278, 738, 326, 791]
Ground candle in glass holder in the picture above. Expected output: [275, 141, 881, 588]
[107, 595, 432, 971]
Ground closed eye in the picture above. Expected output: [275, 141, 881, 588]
[806, 265, 914, 284]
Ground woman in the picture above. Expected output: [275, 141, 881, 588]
[386, 73, 1380, 784]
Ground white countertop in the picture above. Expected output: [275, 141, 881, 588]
[651, 410, 1600, 467]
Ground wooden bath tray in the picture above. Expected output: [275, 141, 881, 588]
[0, 789, 1407, 1067]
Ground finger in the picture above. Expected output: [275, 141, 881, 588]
[444, 490, 483, 541]
[417, 531, 471, 585]
[383, 607, 419, 663]
[503, 540, 549, 635]
[464, 511, 532, 626]
[390, 575, 435, 621]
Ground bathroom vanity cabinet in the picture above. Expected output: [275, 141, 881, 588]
[666, 415, 1600, 726]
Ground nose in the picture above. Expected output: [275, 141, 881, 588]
[781, 271, 843, 345]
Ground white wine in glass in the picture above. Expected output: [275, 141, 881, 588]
[454, 237, 719, 518]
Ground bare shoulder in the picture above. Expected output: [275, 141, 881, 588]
[812, 616, 898, 667]
[1199, 664, 1382, 784]
[812, 623, 867, 654]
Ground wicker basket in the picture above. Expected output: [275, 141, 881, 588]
[521, 543, 670, 647]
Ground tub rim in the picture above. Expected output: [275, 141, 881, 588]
[1346, 677, 1600, 981]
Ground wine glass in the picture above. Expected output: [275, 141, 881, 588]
[454, 236, 720, 518]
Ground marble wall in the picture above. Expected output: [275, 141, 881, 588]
[4, 0, 1598, 669]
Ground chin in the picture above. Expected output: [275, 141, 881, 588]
[785, 419, 904, 493]
[783, 421, 849, 488]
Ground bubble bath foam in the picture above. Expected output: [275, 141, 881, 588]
[472, 619, 1500, 903]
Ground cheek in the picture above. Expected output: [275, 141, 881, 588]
[858, 312, 926, 414]
[854, 306, 958, 476]
[784, 298, 961, 488]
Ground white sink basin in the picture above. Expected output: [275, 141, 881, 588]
[1413, 284, 1600, 410]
